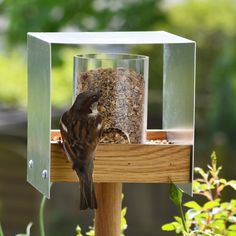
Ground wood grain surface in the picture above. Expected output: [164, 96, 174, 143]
[95, 183, 122, 236]
[50, 130, 192, 183]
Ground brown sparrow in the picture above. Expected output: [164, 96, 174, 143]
[59, 90, 103, 210]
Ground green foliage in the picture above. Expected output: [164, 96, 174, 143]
[164, 0, 236, 144]
[121, 206, 128, 236]
[162, 152, 236, 235]
[0, 52, 26, 106]
[0, 223, 4, 236]
[0, 47, 93, 107]
[164, 0, 236, 44]
[209, 41, 236, 142]
[76, 195, 127, 236]
[168, 182, 188, 234]
[133, 0, 236, 91]
[130, 0, 236, 141]
[169, 181, 183, 207]
[0, 0, 164, 46]
[0, 0, 164, 108]
[75, 226, 83, 236]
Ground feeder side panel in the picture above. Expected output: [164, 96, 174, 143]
[27, 35, 51, 198]
[163, 43, 196, 195]
[163, 43, 195, 141]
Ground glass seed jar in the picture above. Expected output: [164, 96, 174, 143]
[73, 53, 149, 144]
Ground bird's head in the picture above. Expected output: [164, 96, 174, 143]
[72, 90, 100, 113]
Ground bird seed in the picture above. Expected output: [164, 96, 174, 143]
[76, 67, 145, 144]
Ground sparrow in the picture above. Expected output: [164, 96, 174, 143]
[59, 90, 103, 210]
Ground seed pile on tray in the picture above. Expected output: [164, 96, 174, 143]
[50, 135, 174, 144]
[146, 139, 173, 145]
[100, 128, 130, 144]
[77, 67, 145, 144]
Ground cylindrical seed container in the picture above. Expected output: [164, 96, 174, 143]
[73, 53, 149, 144]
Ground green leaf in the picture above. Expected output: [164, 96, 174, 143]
[161, 222, 180, 231]
[121, 207, 128, 231]
[210, 220, 225, 231]
[221, 202, 230, 210]
[0, 223, 4, 236]
[184, 201, 202, 211]
[227, 180, 236, 190]
[76, 225, 83, 236]
[174, 216, 183, 224]
[228, 224, 236, 231]
[121, 207, 127, 217]
[230, 199, 236, 207]
[86, 229, 94, 236]
[186, 209, 199, 220]
[211, 151, 217, 164]
[169, 182, 183, 206]
[193, 180, 201, 191]
[194, 167, 208, 179]
[219, 178, 227, 184]
[195, 212, 208, 222]
[203, 200, 220, 211]
[226, 231, 236, 236]
[194, 182, 209, 192]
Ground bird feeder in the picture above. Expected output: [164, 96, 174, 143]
[27, 31, 196, 236]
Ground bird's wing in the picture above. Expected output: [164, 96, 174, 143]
[59, 112, 78, 163]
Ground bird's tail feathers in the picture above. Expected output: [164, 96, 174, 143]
[75, 168, 97, 210]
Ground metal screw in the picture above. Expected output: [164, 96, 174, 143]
[42, 170, 48, 179]
[28, 160, 34, 169]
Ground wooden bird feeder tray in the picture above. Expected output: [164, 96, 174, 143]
[50, 129, 192, 183]
[27, 31, 196, 236]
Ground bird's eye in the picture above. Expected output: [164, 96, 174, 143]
[92, 95, 97, 100]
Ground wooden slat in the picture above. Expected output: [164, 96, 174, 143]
[51, 132, 192, 183]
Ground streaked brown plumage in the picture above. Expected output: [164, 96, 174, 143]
[59, 90, 103, 210]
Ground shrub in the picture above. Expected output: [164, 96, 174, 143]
[162, 152, 236, 235]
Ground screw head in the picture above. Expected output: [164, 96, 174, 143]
[42, 170, 48, 179]
[28, 160, 34, 169]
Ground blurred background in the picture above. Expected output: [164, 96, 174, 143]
[0, 0, 236, 235]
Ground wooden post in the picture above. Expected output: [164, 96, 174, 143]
[95, 183, 122, 236]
